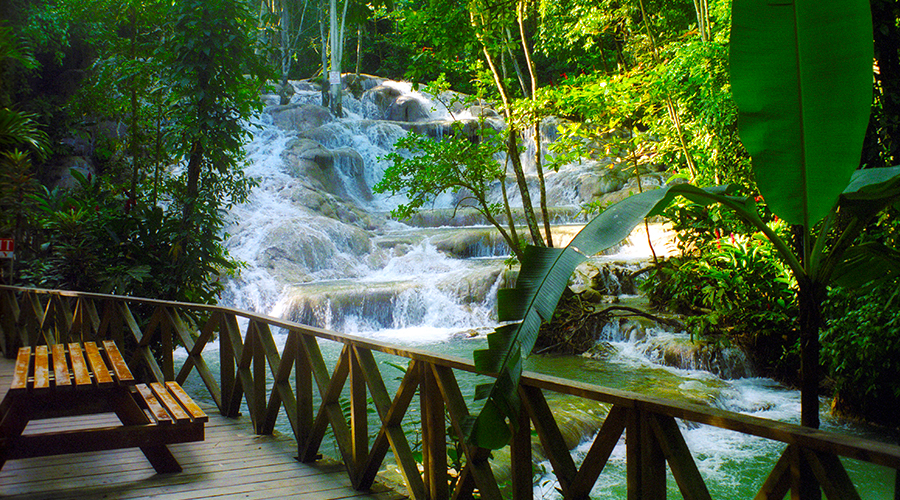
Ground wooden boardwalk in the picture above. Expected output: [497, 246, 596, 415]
[0, 358, 408, 500]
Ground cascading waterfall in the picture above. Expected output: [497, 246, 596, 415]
[210, 77, 893, 500]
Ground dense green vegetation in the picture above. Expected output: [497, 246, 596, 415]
[1, 0, 269, 303]
[1, 0, 898, 432]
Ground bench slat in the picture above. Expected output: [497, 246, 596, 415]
[150, 383, 191, 423]
[166, 381, 208, 423]
[135, 383, 172, 425]
[33, 345, 49, 391]
[68, 343, 93, 387]
[102, 340, 134, 384]
[84, 341, 113, 387]
[11, 347, 31, 392]
[51, 343, 71, 389]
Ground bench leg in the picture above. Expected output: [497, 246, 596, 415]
[0, 397, 32, 471]
[138, 445, 183, 473]
[110, 390, 182, 473]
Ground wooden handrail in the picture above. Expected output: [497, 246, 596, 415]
[1, 285, 898, 499]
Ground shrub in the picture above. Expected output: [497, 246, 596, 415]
[822, 281, 900, 427]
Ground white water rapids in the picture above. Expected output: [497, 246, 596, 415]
[195, 78, 895, 499]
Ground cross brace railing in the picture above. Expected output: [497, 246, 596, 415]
[1, 285, 898, 500]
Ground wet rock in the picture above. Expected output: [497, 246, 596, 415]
[282, 186, 376, 230]
[573, 258, 642, 296]
[584, 341, 619, 359]
[282, 284, 407, 329]
[435, 267, 503, 304]
[268, 103, 334, 132]
[256, 214, 374, 285]
[290, 79, 321, 92]
[386, 95, 432, 122]
[343, 73, 385, 97]
[282, 138, 371, 201]
[276, 82, 295, 104]
[400, 208, 490, 227]
[430, 230, 509, 258]
[467, 104, 500, 118]
[362, 85, 403, 117]
[641, 335, 755, 379]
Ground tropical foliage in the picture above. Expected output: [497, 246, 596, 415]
[822, 279, 900, 427]
[2, 0, 899, 443]
[0, 0, 267, 302]
[466, 0, 900, 448]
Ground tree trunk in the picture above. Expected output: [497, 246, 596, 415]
[327, 0, 348, 117]
[476, 43, 544, 246]
[692, 0, 710, 42]
[469, 9, 543, 247]
[499, 163, 522, 259]
[280, 0, 291, 86]
[637, 0, 698, 180]
[798, 278, 824, 429]
[319, 0, 329, 108]
[864, 0, 900, 168]
[356, 24, 362, 75]
[504, 28, 528, 97]
[517, 1, 552, 247]
[797, 277, 825, 500]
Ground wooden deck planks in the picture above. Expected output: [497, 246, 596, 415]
[0, 357, 407, 500]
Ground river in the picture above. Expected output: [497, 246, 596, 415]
[194, 76, 895, 498]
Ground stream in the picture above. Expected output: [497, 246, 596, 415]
[188, 76, 895, 498]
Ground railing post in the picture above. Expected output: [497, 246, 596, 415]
[219, 313, 238, 417]
[350, 346, 368, 486]
[627, 407, 666, 500]
[0, 288, 19, 357]
[251, 321, 266, 433]
[792, 446, 822, 500]
[420, 362, 448, 500]
[295, 330, 313, 460]
[160, 306, 175, 381]
[895, 466, 899, 500]
[98, 299, 124, 347]
[510, 400, 532, 500]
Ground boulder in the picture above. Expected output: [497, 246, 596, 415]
[268, 103, 334, 132]
[281, 138, 371, 201]
[291, 79, 321, 92]
[385, 95, 431, 122]
[362, 85, 403, 117]
[466, 105, 500, 119]
[343, 73, 385, 97]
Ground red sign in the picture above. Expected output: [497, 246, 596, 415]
[0, 238, 14, 259]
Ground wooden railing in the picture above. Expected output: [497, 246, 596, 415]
[1, 285, 898, 500]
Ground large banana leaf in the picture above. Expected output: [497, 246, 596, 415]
[730, 0, 872, 228]
[830, 165, 900, 286]
[469, 184, 754, 448]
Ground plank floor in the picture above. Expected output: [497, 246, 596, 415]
[0, 357, 409, 500]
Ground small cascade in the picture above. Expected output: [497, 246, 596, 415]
[216, 76, 887, 500]
[640, 332, 755, 380]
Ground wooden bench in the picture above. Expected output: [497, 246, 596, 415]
[0, 340, 207, 473]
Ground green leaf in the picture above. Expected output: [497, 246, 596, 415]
[730, 0, 873, 227]
[841, 165, 900, 202]
[469, 184, 759, 449]
[832, 242, 900, 288]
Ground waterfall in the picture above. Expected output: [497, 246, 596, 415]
[223, 78, 517, 341]
[212, 78, 893, 500]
